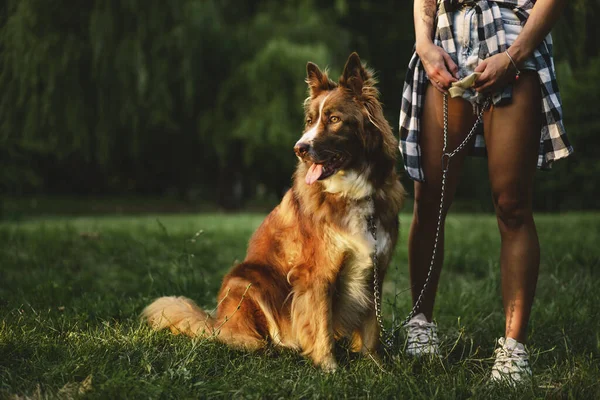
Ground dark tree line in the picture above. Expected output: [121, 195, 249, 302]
[1, 0, 598, 210]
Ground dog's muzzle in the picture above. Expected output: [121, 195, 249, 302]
[294, 141, 311, 159]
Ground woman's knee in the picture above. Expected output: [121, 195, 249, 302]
[413, 183, 450, 223]
[493, 192, 532, 231]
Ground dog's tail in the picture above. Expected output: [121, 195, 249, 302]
[142, 296, 215, 337]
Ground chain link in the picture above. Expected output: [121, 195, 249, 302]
[366, 206, 394, 349]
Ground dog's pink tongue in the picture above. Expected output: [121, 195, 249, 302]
[305, 163, 323, 185]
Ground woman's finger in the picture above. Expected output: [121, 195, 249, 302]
[428, 78, 447, 94]
[474, 59, 487, 73]
[473, 62, 488, 89]
[473, 69, 491, 89]
[475, 77, 496, 93]
[442, 51, 460, 79]
[425, 67, 452, 89]
[437, 68, 456, 88]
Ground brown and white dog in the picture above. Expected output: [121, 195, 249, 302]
[142, 53, 405, 371]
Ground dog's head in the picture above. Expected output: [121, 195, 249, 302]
[294, 53, 397, 195]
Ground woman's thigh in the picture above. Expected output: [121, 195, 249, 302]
[483, 72, 542, 217]
[415, 84, 478, 211]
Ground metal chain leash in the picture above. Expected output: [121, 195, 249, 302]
[367, 208, 394, 349]
[401, 94, 490, 326]
[367, 94, 491, 350]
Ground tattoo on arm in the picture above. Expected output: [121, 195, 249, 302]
[415, 0, 438, 46]
[422, 0, 436, 20]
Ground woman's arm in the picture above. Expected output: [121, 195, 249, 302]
[508, 0, 567, 65]
[474, 0, 567, 93]
[414, 0, 438, 52]
[414, 0, 458, 93]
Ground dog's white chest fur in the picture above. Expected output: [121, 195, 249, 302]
[322, 169, 372, 200]
[328, 198, 391, 332]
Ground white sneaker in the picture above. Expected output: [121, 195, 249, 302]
[490, 337, 532, 385]
[404, 313, 440, 356]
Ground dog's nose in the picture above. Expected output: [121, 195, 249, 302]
[294, 142, 310, 157]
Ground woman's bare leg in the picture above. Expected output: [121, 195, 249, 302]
[408, 84, 477, 320]
[483, 71, 542, 342]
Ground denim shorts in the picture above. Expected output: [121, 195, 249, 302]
[452, 5, 536, 105]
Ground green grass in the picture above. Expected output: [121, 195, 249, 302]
[1, 212, 599, 399]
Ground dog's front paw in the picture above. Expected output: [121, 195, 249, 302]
[319, 357, 338, 373]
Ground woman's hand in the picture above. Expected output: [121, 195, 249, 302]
[473, 52, 517, 93]
[417, 41, 459, 93]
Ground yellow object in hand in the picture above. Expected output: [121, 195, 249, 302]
[448, 72, 481, 98]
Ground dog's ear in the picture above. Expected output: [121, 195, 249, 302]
[306, 62, 335, 98]
[339, 52, 369, 96]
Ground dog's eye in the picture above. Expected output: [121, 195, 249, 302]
[306, 118, 313, 125]
[329, 116, 341, 123]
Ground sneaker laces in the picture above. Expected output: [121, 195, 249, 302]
[491, 337, 532, 385]
[404, 313, 439, 355]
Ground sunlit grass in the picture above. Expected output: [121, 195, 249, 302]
[1, 213, 599, 398]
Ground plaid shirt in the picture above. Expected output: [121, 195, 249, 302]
[399, 0, 573, 182]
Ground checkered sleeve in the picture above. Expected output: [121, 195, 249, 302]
[399, 52, 426, 182]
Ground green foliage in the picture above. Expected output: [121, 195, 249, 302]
[553, 0, 600, 69]
[1, 213, 599, 398]
[198, 2, 349, 196]
[0, 0, 353, 202]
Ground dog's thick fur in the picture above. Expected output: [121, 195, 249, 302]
[143, 53, 405, 371]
